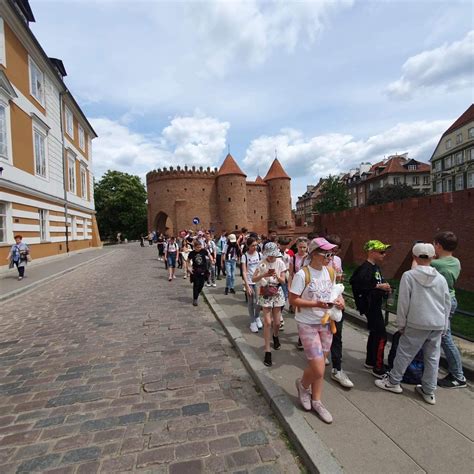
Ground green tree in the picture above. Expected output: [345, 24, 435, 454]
[94, 170, 148, 241]
[314, 176, 350, 214]
[367, 183, 424, 205]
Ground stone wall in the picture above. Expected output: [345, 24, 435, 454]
[314, 189, 474, 290]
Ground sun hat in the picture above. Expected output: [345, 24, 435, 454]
[228, 233, 237, 243]
[364, 240, 391, 252]
[412, 243, 435, 259]
[263, 242, 280, 257]
[308, 237, 337, 254]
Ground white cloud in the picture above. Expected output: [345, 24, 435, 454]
[243, 119, 451, 198]
[91, 112, 229, 180]
[386, 30, 474, 100]
[190, 0, 354, 77]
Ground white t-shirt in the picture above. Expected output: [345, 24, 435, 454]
[328, 255, 342, 273]
[254, 258, 287, 287]
[166, 242, 178, 253]
[290, 266, 334, 324]
[241, 251, 262, 282]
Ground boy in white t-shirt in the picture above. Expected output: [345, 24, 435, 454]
[289, 238, 345, 424]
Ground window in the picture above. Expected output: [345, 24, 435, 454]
[445, 138, 452, 150]
[412, 176, 419, 185]
[456, 133, 463, 144]
[468, 148, 474, 161]
[369, 183, 373, 191]
[29, 58, 44, 105]
[455, 152, 463, 165]
[444, 155, 453, 169]
[0, 201, 7, 243]
[469, 127, 474, 139]
[434, 160, 442, 172]
[436, 181, 442, 194]
[78, 124, 85, 150]
[455, 174, 463, 191]
[0, 103, 7, 159]
[446, 178, 452, 192]
[39, 209, 49, 241]
[423, 176, 430, 185]
[0, 18, 5, 66]
[468, 172, 474, 189]
[68, 156, 76, 193]
[393, 177, 401, 185]
[80, 166, 87, 199]
[408, 164, 417, 171]
[65, 106, 74, 138]
[33, 128, 47, 177]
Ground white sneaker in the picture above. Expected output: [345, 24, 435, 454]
[173, 275, 176, 279]
[249, 322, 258, 333]
[205, 282, 211, 287]
[415, 385, 436, 405]
[311, 400, 333, 424]
[325, 357, 330, 366]
[295, 379, 311, 411]
[256, 318, 263, 329]
[183, 274, 188, 279]
[331, 369, 354, 389]
[212, 283, 217, 287]
[375, 374, 403, 394]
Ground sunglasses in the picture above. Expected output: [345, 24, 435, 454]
[377, 251, 386, 255]
[317, 252, 335, 259]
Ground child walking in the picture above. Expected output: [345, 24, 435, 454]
[289, 238, 345, 424]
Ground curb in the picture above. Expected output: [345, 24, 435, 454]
[203, 290, 343, 474]
[0, 250, 115, 303]
[343, 307, 474, 381]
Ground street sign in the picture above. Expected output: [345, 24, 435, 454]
[192, 217, 200, 225]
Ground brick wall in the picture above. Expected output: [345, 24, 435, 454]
[314, 189, 474, 290]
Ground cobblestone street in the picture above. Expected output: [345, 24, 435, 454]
[0, 246, 302, 473]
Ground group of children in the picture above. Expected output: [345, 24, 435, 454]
[156, 228, 466, 424]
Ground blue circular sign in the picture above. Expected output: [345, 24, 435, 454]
[192, 217, 200, 225]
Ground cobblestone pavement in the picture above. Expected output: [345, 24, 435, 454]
[0, 245, 304, 473]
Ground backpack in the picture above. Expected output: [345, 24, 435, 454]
[243, 252, 262, 265]
[295, 265, 335, 313]
[349, 267, 370, 315]
[388, 331, 424, 384]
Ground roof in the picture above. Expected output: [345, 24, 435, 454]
[49, 58, 67, 77]
[263, 159, 290, 181]
[217, 154, 246, 177]
[255, 175, 266, 185]
[442, 104, 474, 137]
[14, 0, 35, 22]
[363, 155, 430, 183]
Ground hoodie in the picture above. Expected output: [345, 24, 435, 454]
[396, 266, 450, 331]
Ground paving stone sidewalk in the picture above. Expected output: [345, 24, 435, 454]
[0, 245, 303, 473]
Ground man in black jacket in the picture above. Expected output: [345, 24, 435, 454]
[350, 240, 392, 378]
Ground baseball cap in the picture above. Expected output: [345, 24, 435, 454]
[308, 237, 337, 254]
[364, 240, 391, 252]
[412, 243, 435, 259]
[228, 233, 237, 243]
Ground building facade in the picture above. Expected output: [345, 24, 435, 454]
[146, 154, 293, 236]
[295, 178, 325, 226]
[430, 104, 474, 193]
[344, 155, 431, 207]
[0, 0, 100, 268]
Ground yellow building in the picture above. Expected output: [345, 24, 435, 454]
[0, 0, 100, 267]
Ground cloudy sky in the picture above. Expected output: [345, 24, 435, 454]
[30, 0, 473, 201]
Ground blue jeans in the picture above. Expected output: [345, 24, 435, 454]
[247, 284, 260, 324]
[441, 296, 465, 380]
[281, 282, 288, 301]
[167, 252, 177, 268]
[225, 260, 236, 289]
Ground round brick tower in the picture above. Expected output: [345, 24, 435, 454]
[264, 159, 293, 231]
[216, 154, 248, 233]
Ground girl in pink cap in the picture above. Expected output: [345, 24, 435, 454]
[289, 237, 345, 424]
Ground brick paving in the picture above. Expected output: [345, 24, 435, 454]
[0, 245, 303, 473]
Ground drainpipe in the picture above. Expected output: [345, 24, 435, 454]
[59, 90, 69, 253]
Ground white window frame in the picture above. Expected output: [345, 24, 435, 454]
[65, 106, 74, 139]
[468, 127, 474, 139]
[444, 156, 453, 169]
[0, 97, 13, 164]
[29, 57, 45, 106]
[78, 124, 85, 150]
[412, 176, 419, 185]
[436, 181, 442, 194]
[434, 160, 442, 172]
[68, 154, 76, 194]
[467, 172, 474, 189]
[455, 174, 463, 191]
[80, 165, 87, 199]
[38, 208, 49, 242]
[423, 175, 430, 185]
[0, 201, 12, 244]
[456, 133, 463, 144]
[33, 127, 48, 179]
[393, 177, 401, 185]
[445, 138, 452, 150]
[446, 178, 452, 192]
[0, 18, 6, 67]
[455, 152, 463, 165]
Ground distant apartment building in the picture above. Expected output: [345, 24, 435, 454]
[0, 0, 100, 267]
[295, 178, 325, 225]
[430, 104, 474, 193]
[344, 155, 431, 208]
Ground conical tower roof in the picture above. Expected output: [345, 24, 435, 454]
[255, 175, 267, 185]
[263, 159, 290, 181]
[217, 154, 246, 177]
